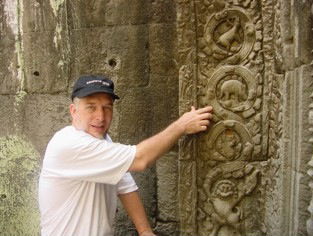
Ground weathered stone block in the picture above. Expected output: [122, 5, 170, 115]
[0, 37, 20, 94]
[68, 27, 111, 85]
[106, 0, 149, 26]
[149, 23, 177, 76]
[117, 87, 152, 143]
[0, 135, 40, 236]
[148, 75, 179, 132]
[156, 151, 178, 221]
[67, 0, 108, 29]
[293, 1, 313, 65]
[22, 31, 69, 93]
[22, 0, 57, 33]
[149, 0, 176, 24]
[133, 169, 157, 219]
[0, 96, 17, 136]
[23, 94, 71, 155]
[0, 2, 21, 94]
[69, 25, 149, 91]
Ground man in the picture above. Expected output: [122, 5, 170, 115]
[38, 75, 213, 236]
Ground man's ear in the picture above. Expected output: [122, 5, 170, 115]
[69, 103, 76, 118]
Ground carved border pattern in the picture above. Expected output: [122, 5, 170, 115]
[307, 91, 313, 234]
[177, 0, 198, 234]
[303, 5, 313, 235]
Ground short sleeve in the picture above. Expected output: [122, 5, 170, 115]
[117, 172, 138, 194]
[42, 127, 137, 185]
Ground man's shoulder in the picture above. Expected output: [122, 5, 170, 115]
[55, 125, 75, 135]
[48, 126, 86, 149]
[50, 126, 108, 149]
[53, 126, 85, 140]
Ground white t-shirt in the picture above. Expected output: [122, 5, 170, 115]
[39, 126, 137, 236]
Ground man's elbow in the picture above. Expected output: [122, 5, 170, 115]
[129, 145, 155, 171]
[129, 157, 149, 172]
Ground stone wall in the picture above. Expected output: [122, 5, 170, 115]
[0, 1, 178, 235]
[1, 0, 313, 236]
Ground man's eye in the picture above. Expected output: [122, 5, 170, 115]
[86, 106, 95, 111]
[104, 106, 113, 111]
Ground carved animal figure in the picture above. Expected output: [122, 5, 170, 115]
[217, 16, 241, 52]
[220, 79, 247, 102]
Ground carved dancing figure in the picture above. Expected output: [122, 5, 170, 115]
[204, 165, 259, 236]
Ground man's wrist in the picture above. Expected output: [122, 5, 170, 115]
[171, 119, 186, 136]
[139, 229, 156, 236]
[139, 228, 152, 234]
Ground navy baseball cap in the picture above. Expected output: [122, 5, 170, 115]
[71, 75, 120, 100]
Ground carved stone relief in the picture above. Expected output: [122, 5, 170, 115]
[306, 4, 313, 235]
[202, 7, 256, 65]
[178, 0, 266, 235]
[307, 93, 313, 235]
[198, 162, 259, 236]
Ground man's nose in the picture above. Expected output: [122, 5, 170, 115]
[95, 109, 105, 121]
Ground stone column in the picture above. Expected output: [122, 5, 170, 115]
[177, 0, 266, 235]
[308, 92, 313, 234]
[279, 1, 313, 235]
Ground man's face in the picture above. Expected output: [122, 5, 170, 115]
[70, 93, 114, 139]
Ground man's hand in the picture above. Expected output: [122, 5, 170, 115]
[139, 230, 156, 236]
[175, 106, 213, 135]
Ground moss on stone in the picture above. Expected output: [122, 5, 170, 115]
[14, 90, 27, 106]
[0, 136, 40, 235]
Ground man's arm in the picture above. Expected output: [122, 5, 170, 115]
[119, 191, 156, 236]
[129, 106, 213, 171]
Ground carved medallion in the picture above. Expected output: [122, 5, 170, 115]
[200, 120, 254, 163]
[203, 8, 255, 65]
[206, 66, 258, 121]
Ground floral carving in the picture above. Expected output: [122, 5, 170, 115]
[179, 65, 195, 114]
